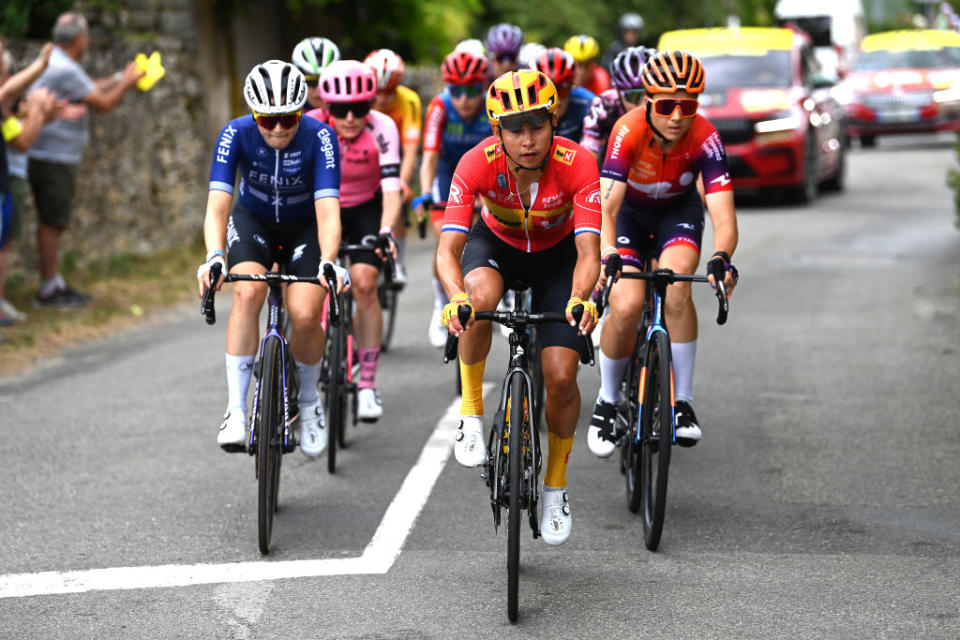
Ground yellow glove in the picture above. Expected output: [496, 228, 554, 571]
[441, 292, 474, 326]
[566, 296, 598, 325]
[134, 51, 165, 92]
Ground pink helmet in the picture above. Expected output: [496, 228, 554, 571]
[319, 60, 377, 103]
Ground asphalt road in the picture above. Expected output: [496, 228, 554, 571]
[1, 134, 958, 639]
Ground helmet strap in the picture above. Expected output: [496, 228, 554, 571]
[496, 126, 554, 173]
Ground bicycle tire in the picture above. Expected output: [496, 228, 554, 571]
[380, 286, 399, 352]
[506, 373, 525, 623]
[256, 337, 283, 555]
[326, 324, 344, 474]
[528, 327, 545, 431]
[639, 331, 673, 550]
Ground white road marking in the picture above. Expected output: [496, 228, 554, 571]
[0, 385, 493, 599]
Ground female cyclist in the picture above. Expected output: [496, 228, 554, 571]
[291, 37, 340, 109]
[305, 60, 403, 421]
[197, 60, 343, 456]
[415, 49, 491, 347]
[533, 48, 595, 143]
[589, 51, 739, 457]
[484, 23, 524, 77]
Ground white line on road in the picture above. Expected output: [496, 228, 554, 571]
[0, 385, 492, 599]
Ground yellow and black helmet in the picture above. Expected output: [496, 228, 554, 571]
[485, 70, 558, 122]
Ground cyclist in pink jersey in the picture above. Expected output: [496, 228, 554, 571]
[305, 60, 402, 421]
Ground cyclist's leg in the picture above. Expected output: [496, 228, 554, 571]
[540, 345, 580, 545]
[427, 203, 449, 346]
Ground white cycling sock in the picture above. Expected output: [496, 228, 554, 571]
[396, 236, 406, 263]
[296, 359, 322, 404]
[432, 277, 448, 309]
[225, 353, 255, 413]
[598, 350, 630, 404]
[672, 340, 696, 404]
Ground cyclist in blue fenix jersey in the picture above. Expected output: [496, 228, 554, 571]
[197, 60, 345, 457]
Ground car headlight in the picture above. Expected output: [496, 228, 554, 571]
[754, 111, 802, 134]
[933, 86, 960, 104]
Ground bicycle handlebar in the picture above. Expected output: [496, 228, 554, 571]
[598, 255, 729, 326]
[340, 234, 396, 285]
[442, 303, 595, 366]
[200, 265, 325, 326]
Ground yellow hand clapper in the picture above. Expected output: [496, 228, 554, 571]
[134, 51, 165, 92]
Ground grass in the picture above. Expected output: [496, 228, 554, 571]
[0, 241, 204, 375]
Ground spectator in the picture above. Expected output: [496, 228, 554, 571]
[27, 11, 143, 308]
[1, 42, 60, 324]
[601, 13, 645, 70]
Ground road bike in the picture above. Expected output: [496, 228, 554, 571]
[201, 263, 337, 554]
[598, 255, 728, 550]
[320, 235, 395, 473]
[444, 292, 593, 622]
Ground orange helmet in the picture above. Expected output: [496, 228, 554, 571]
[641, 50, 705, 94]
[485, 70, 558, 122]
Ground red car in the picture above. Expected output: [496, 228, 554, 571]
[834, 29, 960, 146]
[659, 27, 846, 203]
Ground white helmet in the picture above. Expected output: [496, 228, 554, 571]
[291, 37, 340, 76]
[518, 42, 546, 69]
[243, 60, 307, 114]
[454, 38, 487, 58]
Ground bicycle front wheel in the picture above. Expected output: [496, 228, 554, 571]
[506, 373, 525, 623]
[255, 336, 284, 555]
[638, 331, 673, 550]
[325, 324, 345, 474]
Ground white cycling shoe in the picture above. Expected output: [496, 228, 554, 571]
[357, 388, 383, 422]
[454, 415, 486, 467]
[540, 488, 572, 545]
[298, 399, 327, 458]
[217, 410, 247, 450]
[428, 307, 447, 348]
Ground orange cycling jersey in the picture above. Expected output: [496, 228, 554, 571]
[377, 85, 422, 147]
[442, 136, 601, 252]
[601, 110, 732, 211]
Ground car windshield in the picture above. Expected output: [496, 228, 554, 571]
[699, 51, 792, 91]
[853, 47, 960, 70]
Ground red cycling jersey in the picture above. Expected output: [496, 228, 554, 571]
[442, 136, 601, 252]
[601, 110, 732, 211]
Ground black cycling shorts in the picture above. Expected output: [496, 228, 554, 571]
[226, 202, 320, 277]
[341, 194, 382, 269]
[616, 189, 705, 269]
[461, 218, 585, 357]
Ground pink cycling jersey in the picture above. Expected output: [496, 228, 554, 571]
[305, 107, 402, 208]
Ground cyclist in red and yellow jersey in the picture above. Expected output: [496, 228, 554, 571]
[589, 51, 739, 458]
[436, 70, 600, 545]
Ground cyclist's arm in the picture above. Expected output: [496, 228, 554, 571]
[419, 150, 439, 198]
[436, 167, 476, 302]
[436, 225, 468, 300]
[571, 230, 601, 333]
[315, 196, 342, 263]
[704, 190, 738, 294]
[599, 177, 626, 254]
[373, 111, 404, 231]
[400, 140, 419, 197]
[419, 96, 445, 201]
[202, 189, 232, 259]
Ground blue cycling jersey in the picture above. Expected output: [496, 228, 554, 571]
[556, 86, 595, 143]
[423, 91, 492, 204]
[209, 115, 340, 223]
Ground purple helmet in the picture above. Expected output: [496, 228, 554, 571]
[610, 46, 655, 91]
[484, 23, 524, 57]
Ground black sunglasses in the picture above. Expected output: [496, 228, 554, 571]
[328, 101, 372, 119]
[498, 110, 550, 133]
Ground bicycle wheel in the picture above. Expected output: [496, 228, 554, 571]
[528, 328, 545, 431]
[255, 336, 283, 555]
[325, 323, 345, 474]
[638, 331, 673, 550]
[506, 373, 525, 623]
[379, 285, 399, 352]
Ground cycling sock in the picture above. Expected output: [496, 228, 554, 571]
[672, 340, 696, 404]
[396, 236, 406, 263]
[225, 353, 255, 413]
[432, 277, 449, 309]
[544, 432, 573, 489]
[39, 273, 66, 297]
[598, 350, 630, 404]
[459, 358, 486, 416]
[357, 347, 380, 390]
[295, 359, 321, 404]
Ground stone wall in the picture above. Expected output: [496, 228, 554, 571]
[5, 0, 210, 277]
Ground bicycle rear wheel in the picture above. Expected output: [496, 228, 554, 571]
[255, 336, 284, 555]
[506, 373, 525, 623]
[637, 331, 673, 550]
[325, 323, 345, 474]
